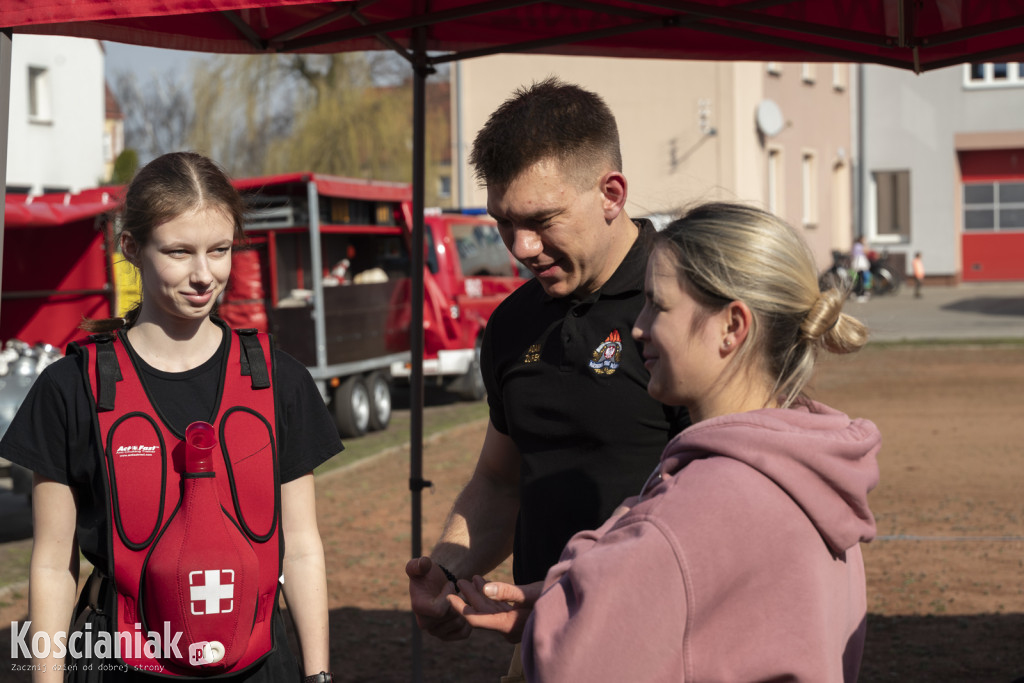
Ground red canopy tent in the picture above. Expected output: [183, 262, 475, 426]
[8, 0, 1024, 71]
[4, 2, 1024, 678]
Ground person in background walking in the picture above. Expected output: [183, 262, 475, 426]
[912, 251, 925, 298]
[851, 236, 871, 302]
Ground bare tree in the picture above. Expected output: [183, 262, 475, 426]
[112, 71, 194, 164]
[266, 53, 452, 204]
[166, 50, 452, 204]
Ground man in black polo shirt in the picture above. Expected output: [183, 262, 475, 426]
[407, 78, 689, 659]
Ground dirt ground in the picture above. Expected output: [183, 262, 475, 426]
[1, 344, 1023, 681]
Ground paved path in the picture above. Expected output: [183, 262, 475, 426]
[846, 281, 1024, 342]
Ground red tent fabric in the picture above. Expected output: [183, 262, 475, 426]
[7, 0, 1024, 73]
[4, 194, 121, 229]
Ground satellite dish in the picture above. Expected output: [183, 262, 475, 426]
[756, 99, 785, 137]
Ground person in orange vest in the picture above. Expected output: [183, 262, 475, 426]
[912, 252, 925, 298]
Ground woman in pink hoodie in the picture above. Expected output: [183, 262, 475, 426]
[522, 202, 881, 682]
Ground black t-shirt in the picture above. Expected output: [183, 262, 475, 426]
[482, 220, 690, 584]
[1, 325, 342, 565]
[0, 325, 343, 682]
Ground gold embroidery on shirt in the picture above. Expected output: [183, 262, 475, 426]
[522, 344, 541, 364]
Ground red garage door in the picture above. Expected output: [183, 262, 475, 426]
[960, 149, 1024, 282]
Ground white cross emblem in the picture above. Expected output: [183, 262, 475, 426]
[189, 570, 235, 615]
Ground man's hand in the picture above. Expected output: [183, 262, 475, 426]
[446, 577, 544, 644]
[406, 557, 473, 641]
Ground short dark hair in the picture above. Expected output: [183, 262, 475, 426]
[468, 77, 622, 189]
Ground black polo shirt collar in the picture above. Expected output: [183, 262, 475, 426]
[553, 218, 655, 306]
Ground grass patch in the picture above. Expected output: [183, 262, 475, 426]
[314, 395, 489, 475]
[0, 540, 32, 588]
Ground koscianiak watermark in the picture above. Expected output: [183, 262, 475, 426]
[10, 620, 182, 668]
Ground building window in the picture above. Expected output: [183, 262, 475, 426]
[766, 62, 782, 76]
[801, 63, 816, 84]
[437, 174, 452, 199]
[832, 64, 847, 91]
[964, 62, 1024, 88]
[802, 152, 818, 227]
[28, 66, 52, 123]
[963, 181, 1024, 231]
[767, 148, 783, 215]
[873, 170, 911, 240]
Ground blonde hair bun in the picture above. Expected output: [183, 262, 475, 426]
[802, 288, 868, 353]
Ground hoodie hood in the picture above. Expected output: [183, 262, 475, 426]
[658, 400, 880, 554]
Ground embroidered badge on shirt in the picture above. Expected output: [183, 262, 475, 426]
[589, 330, 622, 375]
[522, 344, 541, 364]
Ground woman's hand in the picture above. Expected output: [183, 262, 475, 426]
[446, 578, 544, 643]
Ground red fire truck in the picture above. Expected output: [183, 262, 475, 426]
[390, 205, 528, 401]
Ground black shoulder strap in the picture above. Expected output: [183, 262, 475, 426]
[236, 328, 271, 390]
[89, 333, 123, 411]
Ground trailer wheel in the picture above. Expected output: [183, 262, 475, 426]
[366, 371, 392, 432]
[334, 376, 370, 438]
[457, 336, 487, 402]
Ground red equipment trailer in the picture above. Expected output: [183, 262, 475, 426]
[1, 189, 121, 347]
[1, 189, 121, 496]
[220, 173, 415, 439]
[220, 173, 527, 437]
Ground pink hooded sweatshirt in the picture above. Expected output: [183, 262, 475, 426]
[523, 400, 880, 682]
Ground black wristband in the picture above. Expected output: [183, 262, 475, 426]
[303, 672, 333, 683]
[436, 562, 460, 593]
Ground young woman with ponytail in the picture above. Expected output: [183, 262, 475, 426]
[519, 202, 881, 682]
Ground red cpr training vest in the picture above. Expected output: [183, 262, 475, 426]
[73, 328, 281, 677]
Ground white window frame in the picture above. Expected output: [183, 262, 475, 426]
[801, 63, 816, 84]
[28, 65, 53, 124]
[963, 180, 1024, 232]
[963, 62, 1024, 89]
[437, 174, 452, 199]
[766, 61, 782, 76]
[832, 64, 847, 91]
[868, 170, 911, 244]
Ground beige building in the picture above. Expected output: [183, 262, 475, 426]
[450, 55, 853, 270]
